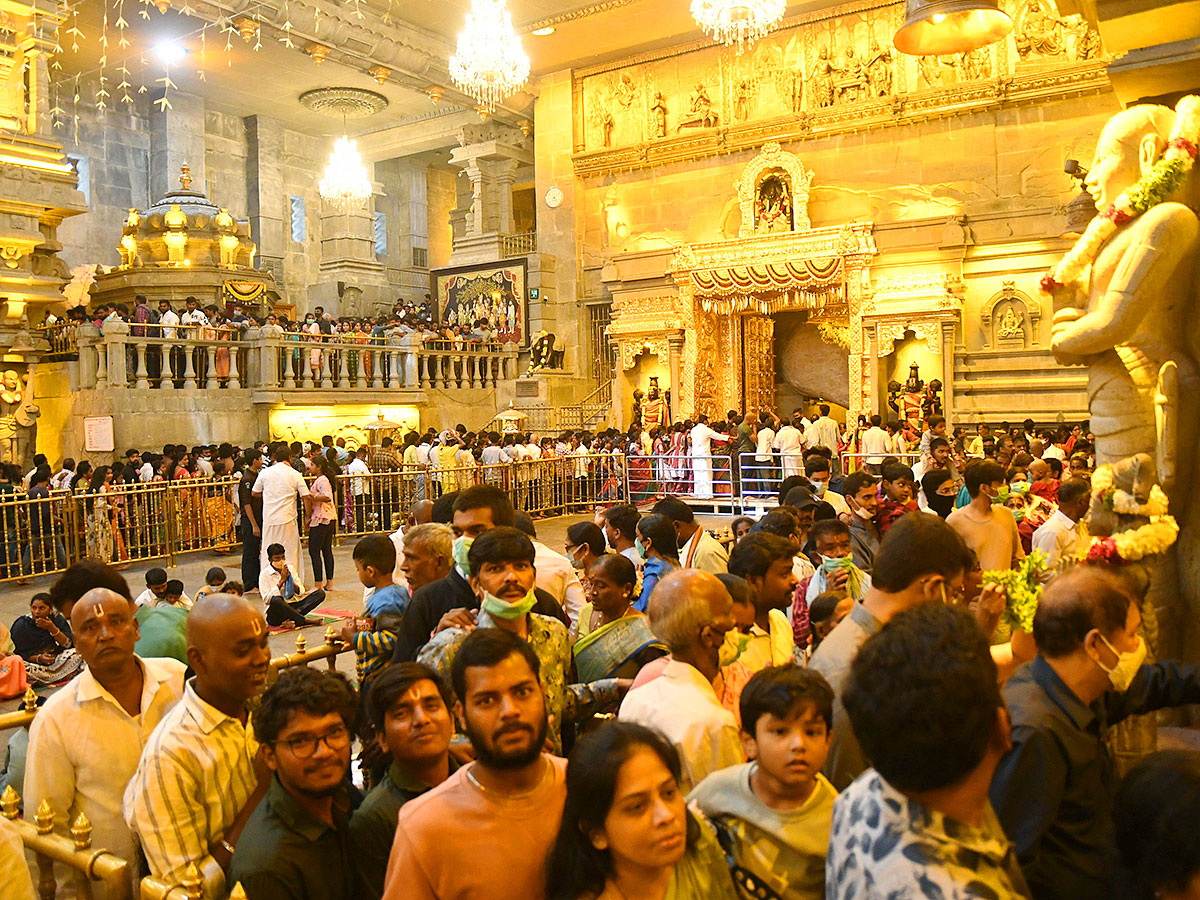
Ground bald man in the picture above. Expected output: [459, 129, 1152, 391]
[618, 569, 742, 791]
[25, 589, 186, 895]
[124, 594, 272, 896]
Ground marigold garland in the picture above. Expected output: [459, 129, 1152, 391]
[1041, 95, 1200, 294]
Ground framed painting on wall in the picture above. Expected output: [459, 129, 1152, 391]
[431, 257, 530, 347]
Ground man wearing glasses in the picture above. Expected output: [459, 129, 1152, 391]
[230, 666, 360, 900]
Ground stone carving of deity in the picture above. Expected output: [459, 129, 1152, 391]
[865, 39, 893, 97]
[0, 368, 38, 466]
[838, 47, 866, 104]
[650, 92, 668, 138]
[811, 47, 835, 109]
[960, 45, 991, 81]
[1016, 0, 1066, 59]
[999, 306, 1024, 338]
[734, 78, 753, 122]
[677, 83, 719, 132]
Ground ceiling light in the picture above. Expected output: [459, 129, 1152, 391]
[691, 0, 786, 53]
[893, 0, 1013, 56]
[449, 0, 531, 112]
[154, 41, 187, 65]
[319, 135, 373, 210]
[532, 26, 555, 35]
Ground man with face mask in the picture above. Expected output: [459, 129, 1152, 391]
[417, 527, 621, 754]
[990, 567, 1200, 900]
[811, 514, 974, 790]
[804, 455, 848, 516]
[842, 470, 881, 573]
[947, 460, 1025, 573]
[921, 467, 958, 518]
[390, 486, 565, 663]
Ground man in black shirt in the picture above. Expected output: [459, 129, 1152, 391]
[22, 466, 64, 577]
[991, 566, 1200, 900]
[239, 452, 264, 592]
[392, 485, 564, 662]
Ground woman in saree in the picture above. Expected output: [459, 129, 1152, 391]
[85, 466, 114, 563]
[11, 594, 84, 685]
[626, 430, 652, 501]
[573, 554, 667, 683]
[651, 426, 669, 493]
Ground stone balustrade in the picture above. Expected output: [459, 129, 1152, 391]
[75, 323, 519, 393]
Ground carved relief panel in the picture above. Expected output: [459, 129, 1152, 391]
[981, 282, 1041, 349]
[742, 315, 776, 416]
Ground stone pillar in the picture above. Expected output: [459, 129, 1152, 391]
[244, 115, 286, 262]
[668, 336, 684, 424]
[941, 320, 957, 426]
[448, 123, 532, 265]
[149, 90, 206, 202]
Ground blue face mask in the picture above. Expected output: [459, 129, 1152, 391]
[452, 535, 473, 571]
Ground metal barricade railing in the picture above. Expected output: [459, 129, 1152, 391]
[37, 321, 80, 361]
[2, 784, 133, 900]
[840, 451, 923, 476]
[632, 453, 740, 513]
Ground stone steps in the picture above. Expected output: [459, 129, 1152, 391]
[951, 347, 1088, 422]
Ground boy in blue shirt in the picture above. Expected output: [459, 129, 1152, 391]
[343, 535, 411, 683]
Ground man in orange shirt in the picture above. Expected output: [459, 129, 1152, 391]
[382, 629, 566, 900]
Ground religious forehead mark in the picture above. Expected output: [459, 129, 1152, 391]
[251, 616, 265, 636]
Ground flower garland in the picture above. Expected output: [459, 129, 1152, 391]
[1090, 464, 1171, 517]
[1041, 95, 1200, 294]
[984, 550, 1047, 634]
[1084, 516, 1179, 565]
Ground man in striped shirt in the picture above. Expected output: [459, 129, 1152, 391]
[124, 594, 272, 897]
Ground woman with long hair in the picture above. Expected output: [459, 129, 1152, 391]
[307, 455, 338, 591]
[84, 465, 115, 562]
[546, 722, 736, 900]
[633, 514, 679, 613]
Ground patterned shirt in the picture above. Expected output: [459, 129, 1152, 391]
[417, 611, 620, 753]
[123, 680, 259, 894]
[827, 770, 1031, 900]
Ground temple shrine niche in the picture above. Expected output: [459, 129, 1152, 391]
[982, 282, 1040, 349]
[89, 164, 279, 313]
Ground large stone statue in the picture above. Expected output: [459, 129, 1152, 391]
[1048, 98, 1200, 667]
[0, 366, 39, 466]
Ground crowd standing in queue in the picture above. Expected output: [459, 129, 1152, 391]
[1, 409, 1199, 900]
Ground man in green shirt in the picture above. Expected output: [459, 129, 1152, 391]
[350, 662, 458, 900]
[229, 667, 360, 900]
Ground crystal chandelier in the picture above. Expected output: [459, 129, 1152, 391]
[318, 135, 372, 210]
[691, 0, 786, 53]
[449, 0, 530, 112]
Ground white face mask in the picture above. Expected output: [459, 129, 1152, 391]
[1094, 633, 1147, 692]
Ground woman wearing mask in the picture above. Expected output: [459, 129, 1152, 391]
[546, 722, 737, 900]
[634, 514, 679, 613]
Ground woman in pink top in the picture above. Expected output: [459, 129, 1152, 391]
[307, 456, 338, 590]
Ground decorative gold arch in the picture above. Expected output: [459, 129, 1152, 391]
[737, 142, 813, 237]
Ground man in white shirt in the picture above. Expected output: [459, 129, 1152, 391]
[1031, 477, 1091, 578]
[805, 404, 842, 471]
[860, 415, 891, 474]
[50, 458, 76, 491]
[773, 416, 808, 478]
[652, 496, 729, 575]
[619, 570, 742, 792]
[195, 447, 214, 478]
[346, 447, 371, 530]
[124, 594, 271, 896]
[25, 588, 186, 888]
[752, 413, 777, 494]
[133, 568, 193, 610]
[689, 415, 729, 500]
[252, 443, 310, 574]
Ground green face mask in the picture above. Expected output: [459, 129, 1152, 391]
[481, 589, 537, 621]
[635, 537, 648, 559]
[719, 630, 750, 668]
[821, 555, 853, 574]
[991, 486, 1010, 504]
[452, 535, 473, 571]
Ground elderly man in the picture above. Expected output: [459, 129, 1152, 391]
[124, 594, 273, 897]
[25, 588, 186, 895]
[618, 568, 742, 791]
[395, 522, 452, 594]
[990, 568, 1200, 900]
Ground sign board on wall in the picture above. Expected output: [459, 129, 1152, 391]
[84, 416, 115, 453]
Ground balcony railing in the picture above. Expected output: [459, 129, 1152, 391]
[501, 230, 537, 257]
[75, 324, 519, 392]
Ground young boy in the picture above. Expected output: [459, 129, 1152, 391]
[193, 567, 226, 602]
[728, 533, 799, 670]
[259, 542, 325, 628]
[342, 535, 411, 683]
[162, 580, 188, 608]
[876, 462, 918, 535]
[690, 665, 837, 900]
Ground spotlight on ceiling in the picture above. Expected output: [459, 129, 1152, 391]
[154, 41, 188, 65]
[531, 26, 555, 35]
[893, 0, 1012, 56]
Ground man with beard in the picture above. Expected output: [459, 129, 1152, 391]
[230, 667, 360, 900]
[383, 629, 566, 900]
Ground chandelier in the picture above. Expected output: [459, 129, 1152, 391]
[318, 135, 372, 210]
[691, 0, 786, 53]
[449, 0, 530, 112]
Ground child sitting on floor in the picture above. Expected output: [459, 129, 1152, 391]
[690, 664, 837, 900]
[194, 567, 227, 602]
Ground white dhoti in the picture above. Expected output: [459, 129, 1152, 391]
[692, 454, 713, 499]
[261, 519, 302, 574]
